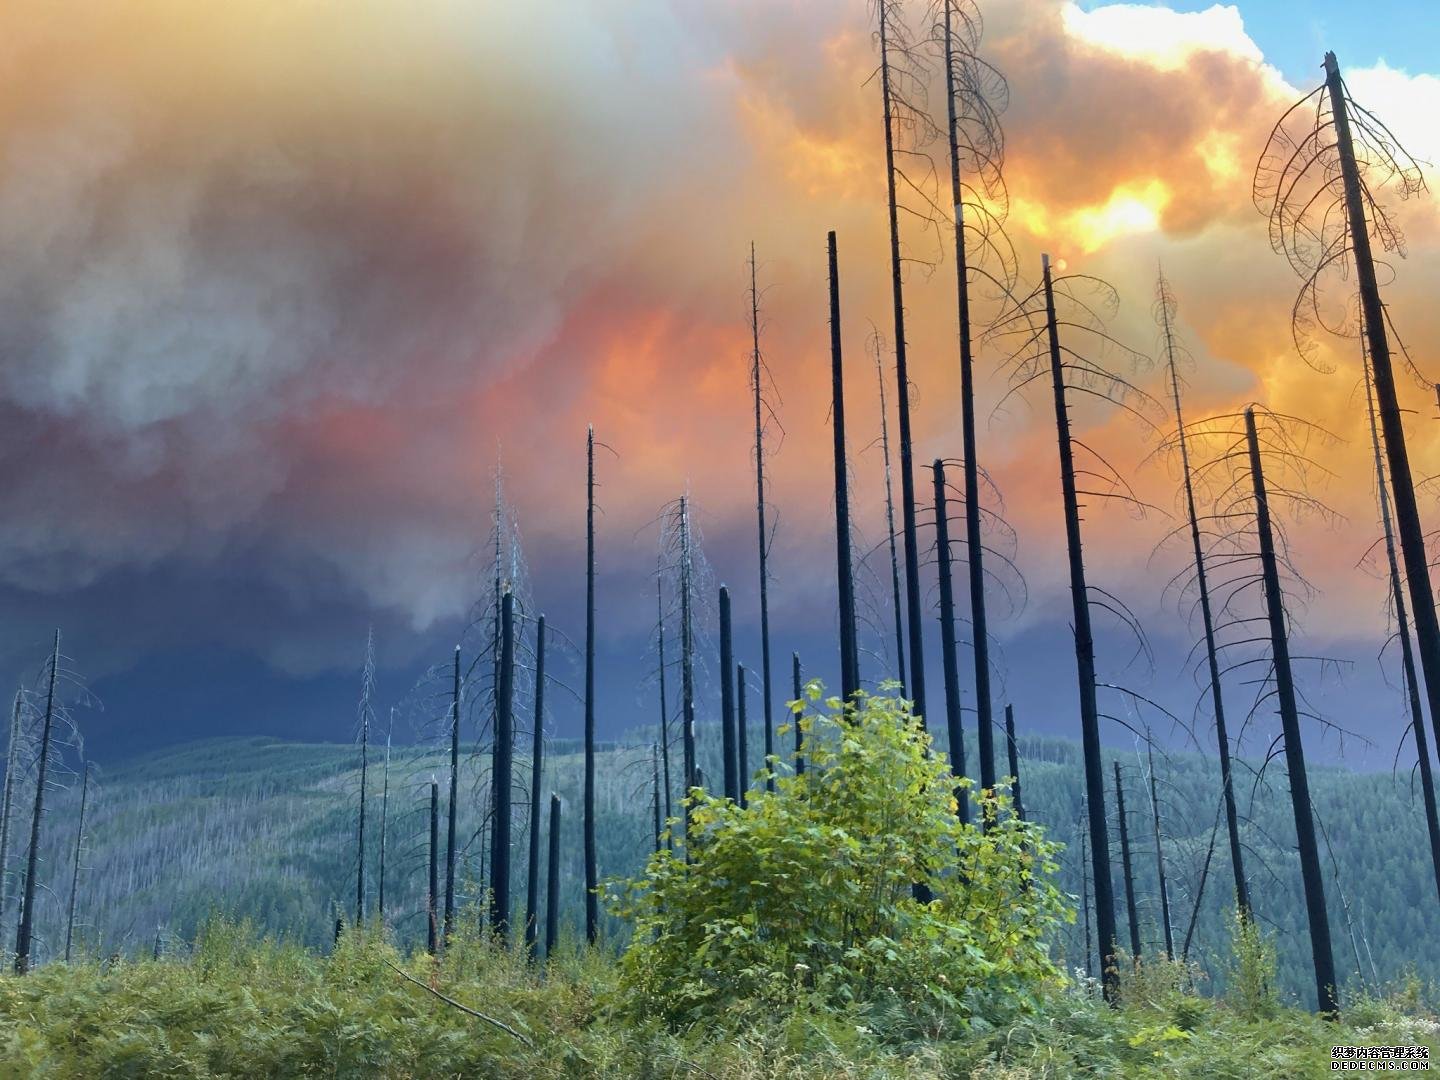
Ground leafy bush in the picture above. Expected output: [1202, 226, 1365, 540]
[610, 685, 1071, 1034]
[1225, 910, 1279, 1020]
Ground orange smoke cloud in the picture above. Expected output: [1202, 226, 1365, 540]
[1, 0, 1438, 718]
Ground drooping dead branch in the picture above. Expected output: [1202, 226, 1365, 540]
[992, 255, 1162, 1003]
[931, 0, 1018, 801]
[872, 0, 945, 723]
[1149, 270, 1252, 920]
[747, 243, 780, 793]
[828, 231, 861, 698]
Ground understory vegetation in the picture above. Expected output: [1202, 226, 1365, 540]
[1, 691, 1435, 1078]
[0, 916, 1434, 1078]
[27, 717, 1440, 1005]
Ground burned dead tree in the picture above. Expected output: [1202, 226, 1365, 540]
[0, 691, 22, 941]
[546, 794, 561, 960]
[737, 663, 750, 806]
[1152, 270, 1251, 920]
[1079, 812, 1092, 981]
[444, 646, 460, 945]
[441, 465, 543, 934]
[1005, 704, 1024, 822]
[792, 653, 804, 775]
[719, 587, 739, 803]
[993, 256, 1161, 1001]
[1039, 253, 1116, 989]
[428, 779, 439, 955]
[1245, 406, 1338, 1015]
[935, 0, 1016, 798]
[651, 745, 663, 854]
[929, 452, 1025, 828]
[1185, 404, 1344, 1015]
[654, 583, 672, 829]
[16, 631, 88, 974]
[378, 709, 392, 922]
[489, 590, 515, 940]
[932, 459, 970, 825]
[525, 615, 547, 956]
[354, 628, 376, 926]
[1181, 794, 1223, 963]
[748, 244, 778, 792]
[1362, 341, 1440, 902]
[654, 493, 716, 832]
[63, 761, 91, 963]
[874, 343, 908, 682]
[1145, 741, 1175, 958]
[1257, 52, 1440, 799]
[584, 424, 598, 944]
[15, 631, 59, 974]
[873, 0, 942, 720]
[680, 498, 698, 799]
[828, 231, 861, 698]
[1114, 762, 1141, 960]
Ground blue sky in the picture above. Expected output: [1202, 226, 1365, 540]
[1076, 0, 1438, 84]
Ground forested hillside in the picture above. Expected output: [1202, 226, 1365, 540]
[20, 727, 1439, 1010]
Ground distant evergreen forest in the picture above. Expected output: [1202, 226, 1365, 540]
[15, 724, 1438, 1009]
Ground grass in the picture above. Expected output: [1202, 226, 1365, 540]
[0, 916, 1433, 1079]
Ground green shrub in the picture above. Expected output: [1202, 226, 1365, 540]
[610, 685, 1071, 1035]
[1225, 910, 1279, 1020]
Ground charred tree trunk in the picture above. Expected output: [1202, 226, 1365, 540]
[584, 425, 599, 945]
[15, 629, 59, 975]
[477, 818, 487, 900]
[1316, 803, 1368, 988]
[1159, 276, 1251, 919]
[932, 460, 970, 825]
[876, 355, 907, 683]
[356, 634, 372, 928]
[720, 587, 739, 803]
[750, 243, 776, 793]
[1363, 347, 1440, 902]
[355, 734, 367, 927]
[1114, 762, 1141, 960]
[444, 646, 460, 945]
[489, 590, 516, 940]
[1182, 807, 1218, 962]
[1245, 406, 1338, 1016]
[943, 0, 995, 797]
[379, 711, 392, 922]
[656, 582, 672, 832]
[1327, 52, 1440, 814]
[525, 615, 547, 956]
[737, 663, 749, 807]
[828, 231, 861, 699]
[0, 691, 21, 937]
[792, 653, 804, 775]
[546, 794, 561, 960]
[1080, 822, 1093, 981]
[877, 2, 926, 720]
[64, 761, 89, 963]
[427, 779, 439, 955]
[1041, 256, 1117, 1000]
[652, 744, 663, 854]
[1005, 704, 1025, 821]
[492, 480, 503, 726]
[1147, 742, 1175, 958]
[680, 497, 698, 802]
